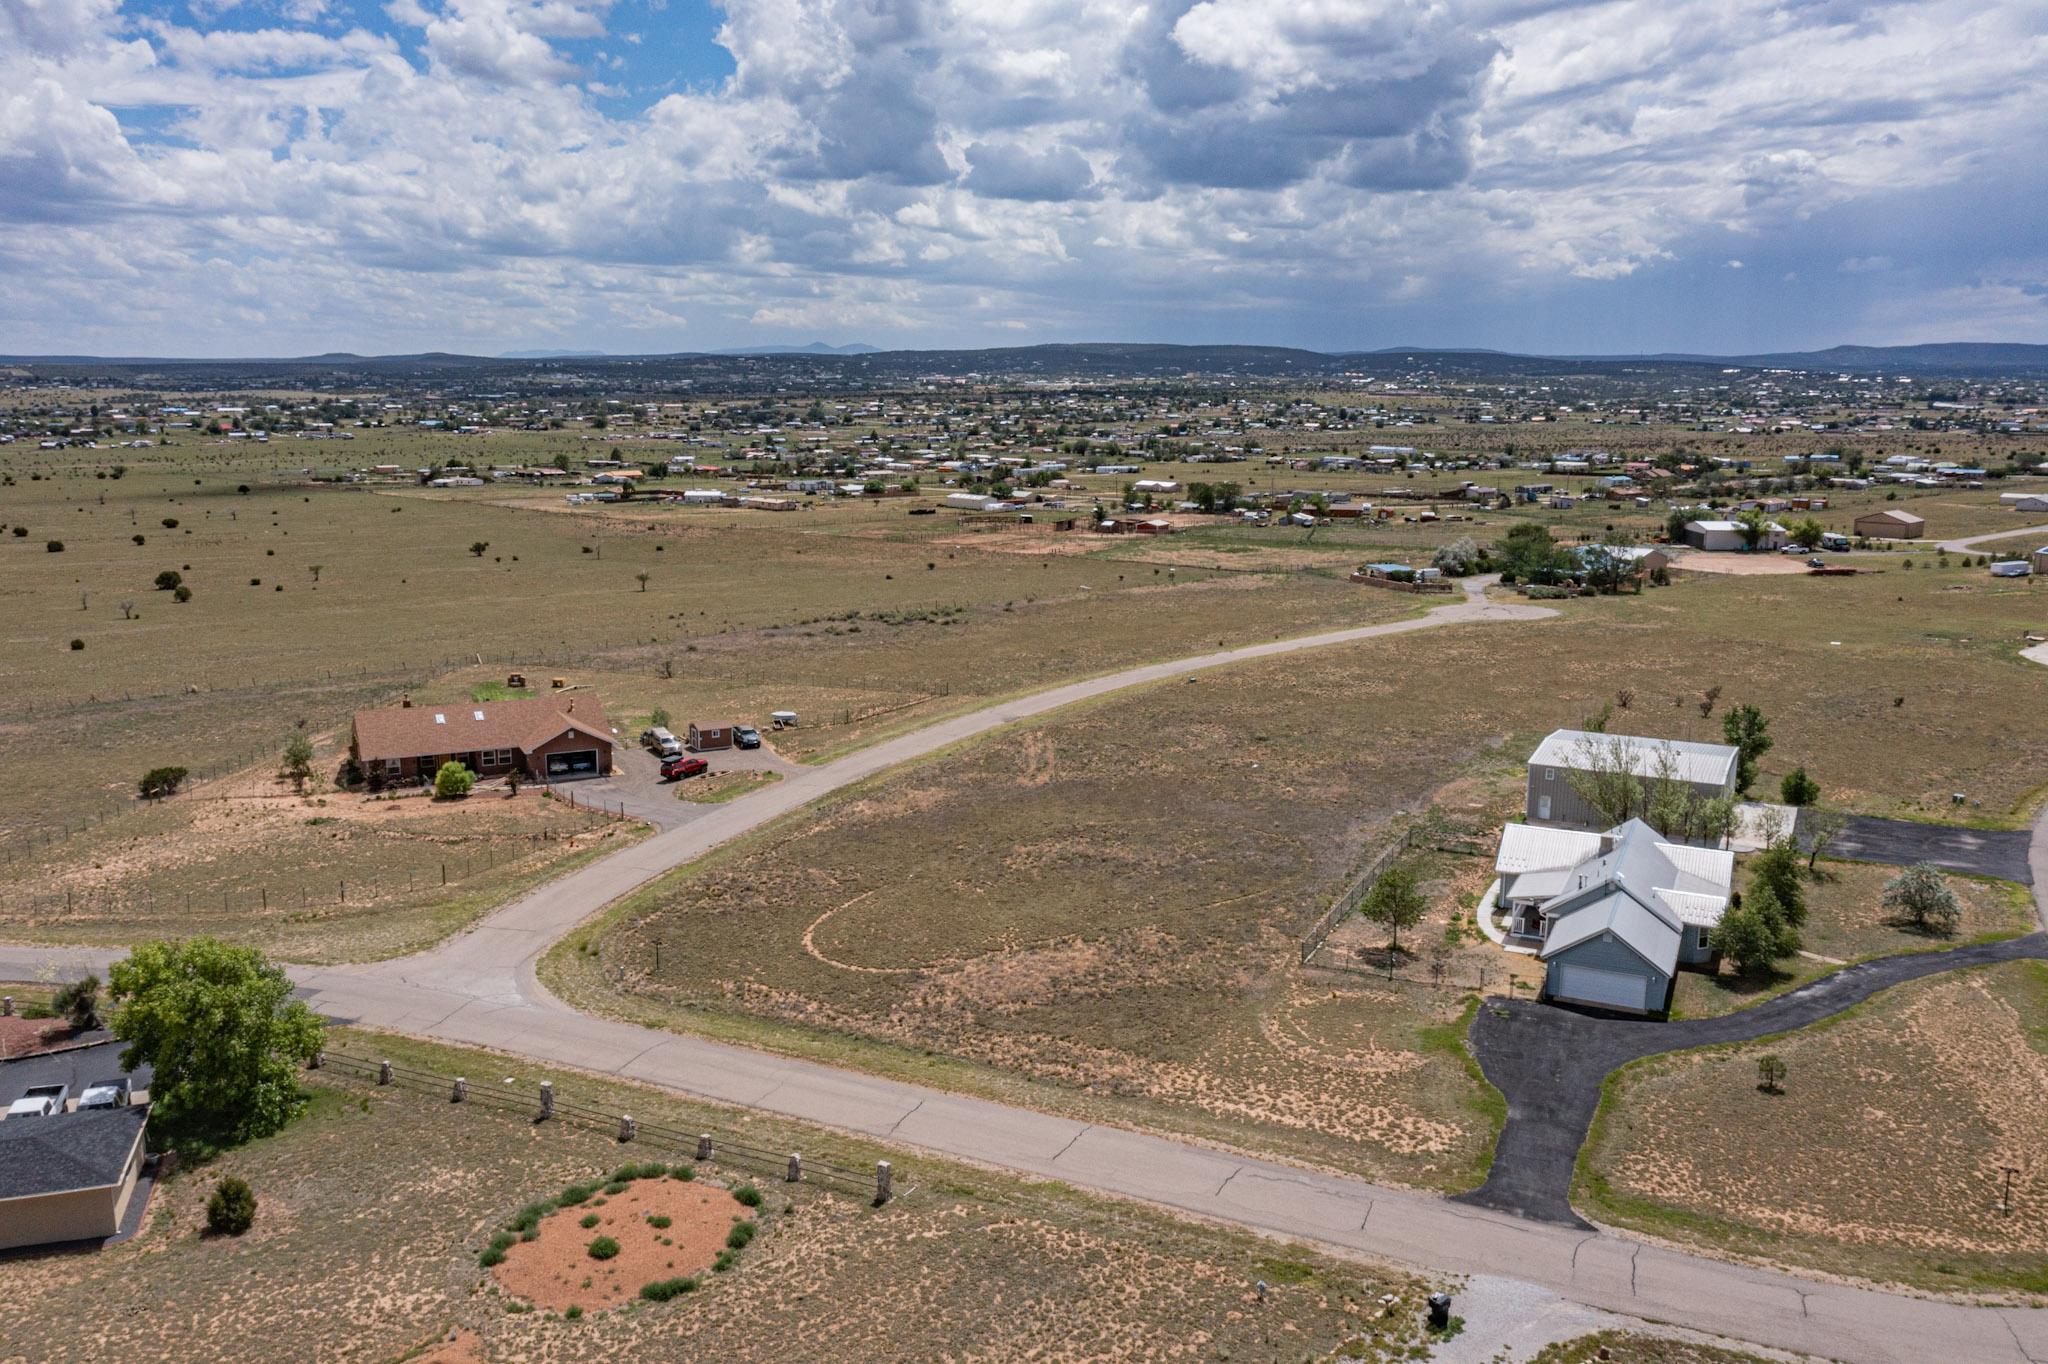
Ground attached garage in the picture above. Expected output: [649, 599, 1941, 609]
[1548, 962, 1654, 1013]
[0, 1106, 150, 1251]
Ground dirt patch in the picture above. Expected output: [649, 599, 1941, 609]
[409, 1328, 486, 1364]
[0, 1014, 75, 1058]
[1669, 553, 1810, 576]
[492, 1178, 753, 1313]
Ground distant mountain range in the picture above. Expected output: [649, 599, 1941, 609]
[5, 340, 2045, 381]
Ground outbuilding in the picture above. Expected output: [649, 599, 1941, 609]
[1853, 508, 1926, 539]
[687, 722, 734, 752]
[0, 1106, 150, 1251]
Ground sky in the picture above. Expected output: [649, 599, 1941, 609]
[2, 0, 2045, 357]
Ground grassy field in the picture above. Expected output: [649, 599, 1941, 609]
[0, 1027, 1442, 1364]
[0, 776, 635, 963]
[1670, 860, 2037, 1019]
[1579, 960, 2048, 1296]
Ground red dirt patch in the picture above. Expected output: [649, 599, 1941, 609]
[410, 1327, 485, 1364]
[0, 1015, 76, 1059]
[491, 1179, 753, 1313]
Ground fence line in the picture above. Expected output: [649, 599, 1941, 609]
[1298, 827, 1422, 965]
[316, 1049, 893, 1203]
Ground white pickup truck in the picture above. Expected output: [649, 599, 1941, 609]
[7, 1083, 69, 1117]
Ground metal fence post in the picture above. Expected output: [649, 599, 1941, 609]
[452, 1076, 467, 1103]
[787, 1153, 802, 1183]
[875, 1160, 893, 1205]
[539, 1080, 554, 1119]
[377, 1059, 392, 1086]
[697, 1133, 713, 1161]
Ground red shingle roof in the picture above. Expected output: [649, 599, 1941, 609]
[352, 695, 614, 761]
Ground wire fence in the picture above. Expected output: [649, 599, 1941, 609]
[1298, 827, 1424, 965]
[316, 1049, 895, 1204]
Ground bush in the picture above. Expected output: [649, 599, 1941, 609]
[162, 518, 178, 528]
[47, 540, 64, 552]
[712, 1249, 738, 1272]
[603, 1180, 630, 1195]
[155, 570, 183, 591]
[672, 1165, 696, 1182]
[507, 1200, 555, 1233]
[725, 1220, 756, 1251]
[639, 1276, 699, 1302]
[731, 1184, 762, 1208]
[1883, 863, 1963, 935]
[433, 760, 474, 799]
[173, 584, 192, 602]
[647, 1214, 672, 1229]
[1779, 766, 1820, 807]
[556, 1181, 597, 1206]
[69, 638, 84, 650]
[138, 766, 189, 799]
[564, 1305, 582, 1320]
[206, 1176, 257, 1236]
[51, 975, 100, 1030]
[586, 1236, 621, 1261]
[580, 1212, 601, 1229]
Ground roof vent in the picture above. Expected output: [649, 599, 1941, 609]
[434, 713, 446, 724]
[473, 710, 485, 721]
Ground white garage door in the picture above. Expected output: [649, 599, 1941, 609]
[1551, 963, 1649, 1011]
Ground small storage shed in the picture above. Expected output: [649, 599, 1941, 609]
[687, 722, 734, 752]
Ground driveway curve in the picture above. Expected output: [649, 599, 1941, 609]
[1937, 521, 2048, 556]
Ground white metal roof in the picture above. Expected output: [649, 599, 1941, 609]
[1528, 730, 1739, 788]
[1539, 890, 1681, 975]
[1494, 823, 1603, 875]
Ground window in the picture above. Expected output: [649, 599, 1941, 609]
[384, 759, 402, 775]
[1695, 926, 1712, 951]
[1544, 768, 1555, 781]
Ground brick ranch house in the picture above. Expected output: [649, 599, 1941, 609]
[350, 694, 616, 784]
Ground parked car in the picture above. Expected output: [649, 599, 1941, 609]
[7, 1083, 68, 1117]
[733, 724, 762, 750]
[76, 1078, 130, 1110]
[641, 727, 683, 758]
[660, 754, 708, 780]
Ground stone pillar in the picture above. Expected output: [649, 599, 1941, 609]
[696, 1133, 713, 1161]
[787, 1153, 802, 1183]
[539, 1080, 555, 1119]
[377, 1059, 392, 1086]
[619, 1114, 636, 1143]
[452, 1077, 467, 1104]
[875, 1160, 893, 1205]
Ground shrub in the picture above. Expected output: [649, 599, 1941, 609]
[712, 1249, 738, 1273]
[731, 1184, 762, 1208]
[9, 526, 23, 537]
[647, 1214, 672, 1229]
[672, 1166, 696, 1182]
[557, 1182, 597, 1206]
[47, 540, 64, 552]
[1883, 863, 1963, 935]
[1779, 766, 1820, 807]
[725, 1221, 755, 1251]
[155, 570, 183, 591]
[639, 1276, 699, 1302]
[580, 1212, 601, 1229]
[564, 1305, 582, 1320]
[138, 766, 189, 799]
[479, 1244, 507, 1267]
[603, 1180, 629, 1195]
[433, 760, 474, 799]
[162, 518, 178, 528]
[172, 584, 193, 602]
[69, 638, 84, 650]
[586, 1236, 621, 1261]
[206, 1176, 257, 1236]
[52, 975, 100, 1030]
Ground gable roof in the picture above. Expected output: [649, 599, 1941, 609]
[352, 695, 613, 762]
[0, 1106, 147, 1200]
[1539, 890, 1681, 976]
[1528, 730, 1739, 788]
[1855, 508, 1926, 526]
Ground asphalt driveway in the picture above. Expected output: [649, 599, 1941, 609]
[1824, 815, 2034, 885]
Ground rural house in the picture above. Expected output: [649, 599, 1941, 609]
[1852, 508, 1926, 539]
[1491, 818, 1732, 1014]
[0, 1106, 150, 1251]
[1525, 729, 1739, 828]
[1682, 519, 1787, 552]
[350, 694, 615, 783]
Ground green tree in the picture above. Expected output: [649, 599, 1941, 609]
[1357, 864, 1427, 955]
[1882, 863, 1962, 935]
[1787, 517, 1825, 550]
[1747, 839, 1808, 928]
[154, 569, 182, 591]
[1734, 509, 1770, 552]
[206, 1176, 258, 1236]
[434, 760, 475, 799]
[469, 541, 489, 557]
[52, 974, 101, 1031]
[138, 765, 189, 799]
[1710, 904, 1780, 976]
[1779, 766, 1820, 807]
[110, 938, 324, 1151]
[649, 707, 672, 730]
[1720, 703, 1773, 794]
[281, 730, 315, 793]
[1755, 1053, 1787, 1094]
[1494, 523, 1573, 584]
[1801, 805, 1846, 870]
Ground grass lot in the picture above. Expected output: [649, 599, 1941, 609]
[1579, 961, 2048, 1296]
[1670, 860, 2037, 1019]
[0, 1027, 1440, 1364]
[1531, 1331, 1787, 1364]
[0, 779, 634, 962]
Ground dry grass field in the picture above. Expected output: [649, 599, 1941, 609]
[0, 777, 632, 962]
[544, 561, 2048, 1192]
[1669, 861, 2036, 1019]
[1531, 1332, 1789, 1364]
[0, 1028, 1442, 1364]
[1580, 961, 2048, 1295]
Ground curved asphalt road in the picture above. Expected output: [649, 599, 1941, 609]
[1937, 522, 2048, 556]
[7, 582, 2048, 1363]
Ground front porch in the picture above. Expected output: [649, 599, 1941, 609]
[1475, 878, 1541, 956]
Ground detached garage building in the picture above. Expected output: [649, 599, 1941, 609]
[1853, 508, 1926, 539]
[351, 694, 615, 783]
[0, 1106, 149, 1250]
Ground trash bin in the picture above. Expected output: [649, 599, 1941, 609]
[1427, 1292, 1452, 1330]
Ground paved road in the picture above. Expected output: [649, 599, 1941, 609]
[1937, 522, 2048, 555]
[1829, 814, 2037, 884]
[9, 587, 2048, 1363]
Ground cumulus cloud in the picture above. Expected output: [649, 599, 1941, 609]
[0, 0, 2043, 353]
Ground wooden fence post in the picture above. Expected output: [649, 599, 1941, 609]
[875, 1160, 893, 1205]
[539, 1080, 554, 1119]
[377, 1060, 392, 1085]
[452, 1077, 467, 1103]
[619, 1114, 636, 1142]
[696, 1133, 713, 1161]
[787, 1153, 802, 1183]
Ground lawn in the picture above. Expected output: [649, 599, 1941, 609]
[1579, 960, 2048, 1295]
[0, 1026, 1441, 1364]
[1669, 859, 2036, 1019]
